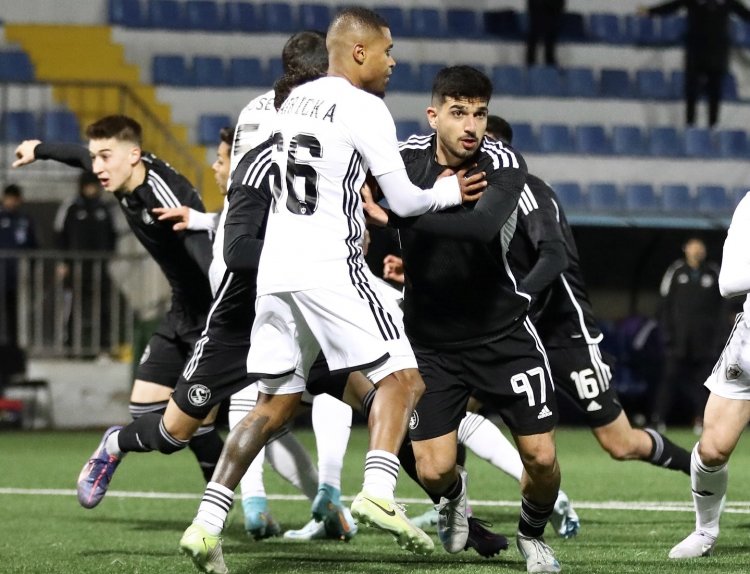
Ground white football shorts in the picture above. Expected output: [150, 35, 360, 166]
[705, 313, 750, 400]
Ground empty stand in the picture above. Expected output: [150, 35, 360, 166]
[612, 125, 646, 156]
[550, 181, 585, 211]
[223, 1, 260, 32]
[636, 69, 670, 100]
[587, 182, 621, 211]
[539, 124, 574, 154]
[599, 68, 632, 98]
[198, 114, 231, 145]
[565, 67, 597, 98]
[395, 120, 422, 141]
[228, 57, 266, 86]
[528, 66, 564, 97]
[410, 8, 444, 38]
[509, 122, 538, 153]
[623, 183, 658, 211]
[193, 55, 226, 86]
[41, 110, 80, 142]
[1, 111, 37, 142]
[0, 51, 34, 82]
[696, 185, 731, 213]
[298, 3, 331, 30]
[661, 184, 693, 212]
[683, 127, 715, 158]
[108, 0, 145, 27]
[648, 126, 682, 157]
[262, 2, 296, 33]
[152, 54, 191, 85]
[148, 0, 185, 29]
[185, 1, 224, 31]
[575, 124, 611, 155]
[492, 65, 527, 96]
[717, 129, 748, 158]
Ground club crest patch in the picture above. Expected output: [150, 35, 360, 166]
[188, 384, 211, 407]
[409, 410, 419, 430]
[726, 363, 743, 380]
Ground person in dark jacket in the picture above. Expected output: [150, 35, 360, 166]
[640, 0, 750, 127]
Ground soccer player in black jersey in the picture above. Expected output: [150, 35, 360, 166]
[488, 116, 691, 475]
[12, 115, 224, 505]
[364, 66, 562, 573]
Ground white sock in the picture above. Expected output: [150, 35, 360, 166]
[106, 430, 123, 458]
[458, 412, 524, 482]
[228, 387, 267, 499]
[691, 442, 727, 537]
[266, 428, 319, 501]
[312, 393, 352, 491]
[194, 481, 234, 536]
[362, 449, 399, 500]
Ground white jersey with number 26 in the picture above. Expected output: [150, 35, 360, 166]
[257, 76, 406, 294]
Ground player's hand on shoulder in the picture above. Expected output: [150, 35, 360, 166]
[361, 180, 389, 227]
[12, 139, 42, 168]
[152, 205, 190, 231]
[453, 165, 486, 204]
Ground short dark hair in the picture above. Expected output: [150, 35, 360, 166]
[282, 30, 327, 76]
[78, 171, 100, 190]
[85, 115, 142, 147]
[431, 65, 492, 105]
[487, 115, 513, 145]
[329, 7, 389, 37]
[3, 184, 22, 198]
[219, 126, 233, 147]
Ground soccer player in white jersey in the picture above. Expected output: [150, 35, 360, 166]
[668, 190, 750, 559]
[180, 7, 486, 570]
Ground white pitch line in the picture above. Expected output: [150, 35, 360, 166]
[1, 488, 749, 514]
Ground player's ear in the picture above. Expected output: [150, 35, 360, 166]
[129, 146, 141, 166]
[353, 43, 366, 65]
[426, 106, 438, 130]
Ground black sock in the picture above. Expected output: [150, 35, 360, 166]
[518, 496, 554, 538]
[189, 425, 225, 482]
[456, 443, 467, 467]
[440, 475, 462, 501]
[644, 428, 691, 474]
[117, 412, 163, 453]
[397, 439, 441, 504]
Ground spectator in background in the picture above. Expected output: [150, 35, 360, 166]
[526, 0, 565, 67]
[652, 238, 723, 433]
[639, 0, 750, 128]
[0, 184, 37, 391]
[54, 171, 117, 356]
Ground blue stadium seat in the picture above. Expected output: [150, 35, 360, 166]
[575, 125, 611, 155]
[684, 127, 715, 157]
[41, 110, 80, 142]
[550, 182, 585, 211]
[696, 185, 731, 213]
[565, 67, 597, 98]
[732, 19, 750, 48]
[417, 63, 443, 92]
[374, 7, 409, 37]
[491, 65, 527, 96]
[600, 68, 632, 98]
[395, 120, 423, 141]
[108, 0, 145, 26]
[510, 122, 538, 153]
[588, 13, 626, 44]
[732, 187, 749, 207]
[299, 3, 331, 30]
[625, 15, 659, 45]
[528, 66, 563, 97]
[723, 73, 739, 101]
[612, 125, 646, 155]
[670, 69, 684, 99]
[228, 57, 265, 86]
[267, 57, 283, 82]
[152, 55, 191, 85]
[0, 51, 34, 82]
[636, 69, 670, 99]
[198, 114, 232, 145]
[624, 183, 658, 211]
[483, 9, 523, 40]
[185, 1, 223, 30]
[192, 56, 226, 86]
[1, 111, 37, 142]
[446, 9, 479, 37]
[539, 124, 573, 154]
[558, 12, 586, 41]
[262, 2, 296, 33]
[587, 182, 621, 211]
[717, 129, 748, 158]
[649, 126, 682, 157]
[661, 184, 693, 212]
[387, 62, 416, 91]
[148, 0, 185, 29]
[410, 8, 445, 37]
[224, 1, 259, 32]
[660, 15, 686, 45]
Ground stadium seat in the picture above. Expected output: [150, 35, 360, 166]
[565, 67, 597, 98]
[152, 55, 191, 86]
[147, 0, 185, 29]
[717, 129, 748, 158]
[262, 2, 296, 33]
[636, 69, 670, 99]
[669, 69, 684, 99]
[491, 65, 527, 96]
[624, 183, 658, 211]
[600, 68, 632, 98]
[374, 7, 409, 37]
[41, 110, 80, 142]
[723, 73, 739, 101]
[228, 57, 265, 86]
[410, 8, 445, 37]
[587, 182, 621, 211]
[0, 51, 34, 82]
[510, 122, 538, 153]
[696, 185, 731, 213]
[185, 1, 224, 30]
[198, 114, 232, 145]
[558, 12, 586, 41]
[588, 13, 626, 44]
[445, 9, 480, 38]
[387, 62, 416, 91]
[660, 15, 686, 45]
[395, 120, 423, 141]
[684, 127, 715, 157]
[483, 9, 523, 40]
[612, 125, 646, 156]
[550, 182, 585, 211]
[224, 1, 259, 32]
[731, 186, 749, 207]
[648, 126, 682, 157]
[268, 56, 284, 82]
[298, 3, 331, 30]
[575, 125, 611, 155]
[528, 66, 563, 97]
[732, 19, 750, 47]
[625, 15, 659, 45]
[192, 56, 226, 86]
[417, 63, 443, 92]
[1, 111, 37, 142]
[108, 0, 145, 26]
[539, 124, 573, 154]
[661, 184, 693, 212]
